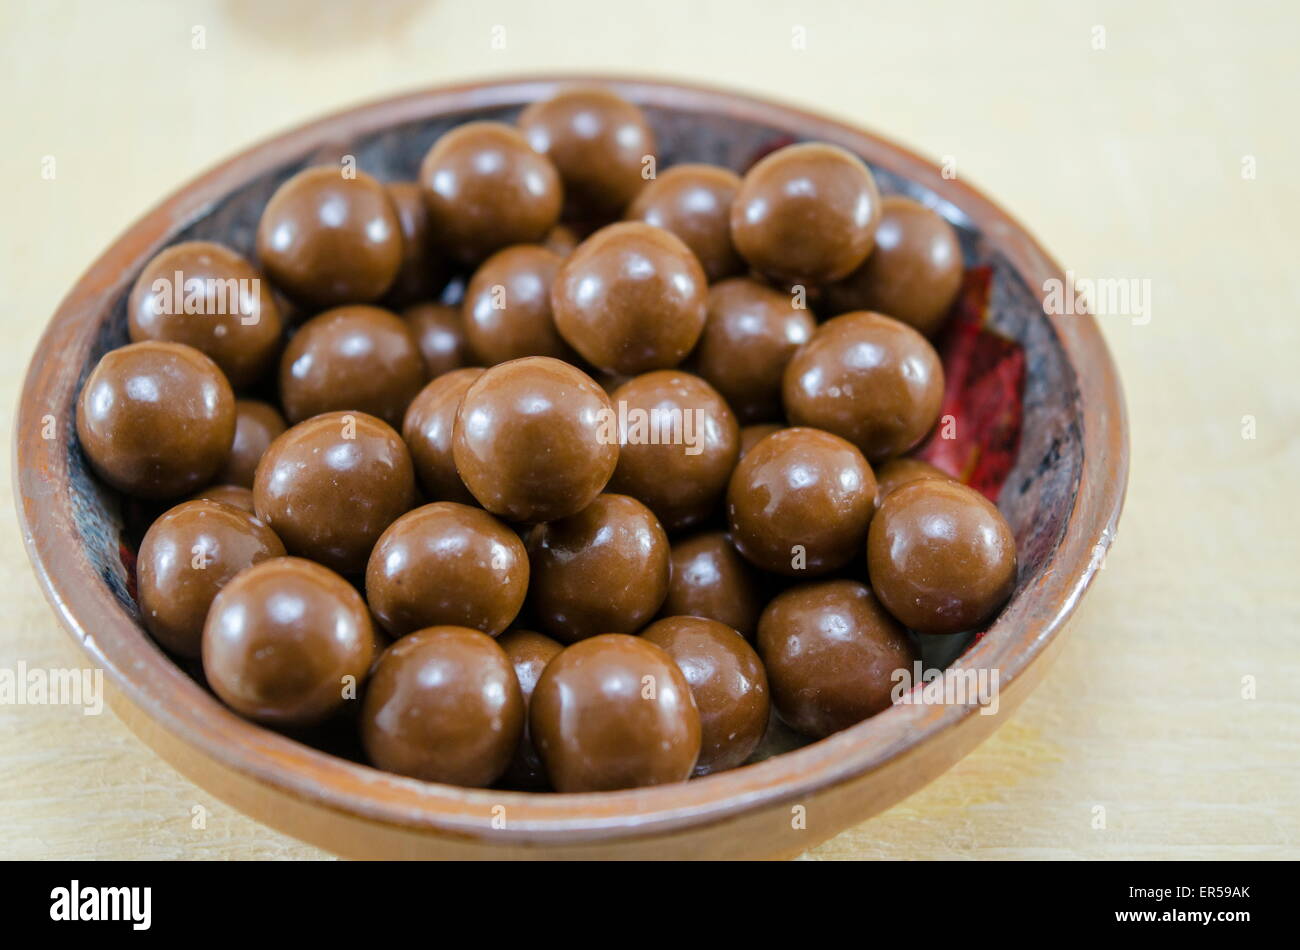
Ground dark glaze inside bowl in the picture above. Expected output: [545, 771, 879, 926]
[19, 78, 1120, 855]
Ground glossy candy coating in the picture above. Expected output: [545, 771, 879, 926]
[757, 579, 918, 738]
[365, 502, 528, 639]
[641, 616, 769, 775]
[253, 411, 415, 574]
[783, 310, 944, 462]
[551, 222, 707, 375]
[361, 626, 523, 786]
[278, 305, 425, 428]
[256, 166, 402, 307]
[76, 341, 235, 499]
[726, 426, 876, 576]
[452, 357, 617, 522]
[526, 494, 670, 643]
[530, 633, 700, 792]
[128, 241, 283, 388]
[137, 499, 285, 658]
[867, 480, 1017, 635]
[203, 556, 375, 727]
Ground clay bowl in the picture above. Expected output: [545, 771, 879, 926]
[14, 76, 1127, 859]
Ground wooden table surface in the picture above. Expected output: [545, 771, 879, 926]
[3, 0, 1297, 860]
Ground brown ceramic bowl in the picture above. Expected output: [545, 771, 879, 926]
[13, 76, 1127, 860]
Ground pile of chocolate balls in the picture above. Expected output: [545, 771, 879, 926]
[74, 86, 1017, 793]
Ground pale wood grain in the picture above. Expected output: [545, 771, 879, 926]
[2, 0, 1297, 860]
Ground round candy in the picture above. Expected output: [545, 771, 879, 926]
[518, 87, 656, 218]
[872, 456, 952, 508]
[365, 502, 528, 639]
[824, 196, 964, 337]
[783, 310, 944, 462]
[402, 302, 467, 378]
[757, 579, 918, 738]
[867, 480, 1017, 635]
[731, 142, 881, 284]
[551, 222, 707, 375]
[279, 305, 425, 428]
[361, 626, 523, 786]
[661, 531, 765, 639]
[497, 629, 564, 788]
[726, 427, 876, 576]
[402, 367, 484, 505]
[255, 165, 402, 307]
[217, 399, 286, 489]
[607, 370, 739, 533]
[641, 616, 769, 775]
[462, 245, 572, 364]
[527, 493, 670, 643]
[253, 411, 415, 574]
[418, 121, 562, 265]
[128, 241, 283, 388]
[203, 556, 375, 727]
[625, 163, 743, 281]
[188, 483, 256, 513]
[530, 633, 700, 792]
[452, 357, 617, 522]
[137, 499, 285, 658]
[693, 277, 815, 423]
[76, 341, 235, 499]
[383, 181, 449, 306]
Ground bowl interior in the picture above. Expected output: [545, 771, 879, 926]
[30, 78, 1093, 841]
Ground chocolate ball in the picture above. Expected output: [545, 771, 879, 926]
[365, 502, 528, 638]
[867, 480, 1017, 635]
[757, 579, 918, 738]
[402, 367, 484, 505]
[452, 357, 617, 522]
[383, 181, 449, 306]
[739, 423, 784, 459]
[873, 456, 952, 508]
[217, 399, 286, 489]
[76, 341, 235, 499]
[402, 302, 467, 378]
[253, 411, 415, 574]
[641, 616, 769, 775]
[625, 163, 743, 281]
[731, 142, 881, 284]
[662, 531, 765, 639]
[693, 277, 815, 423]
[552, 222, 707, 375]
[726, 427, 876, 576]
[418, 121, 562, 265]
[188, 484, 256, 513]
[783, 310, 945, 462]
[518, 87, 656, 218]
[137, 499, 285, 658]
[497, 629, 564, 788]
[527, 494, 670, 643]
[462, 245, 572, 364]
[279, 305, 426, 428]
[128, 241, 283, 388]
[361, 626, 523, 785]
[203, 556, 375, 727]
[530, 633, 699, 791]
[256, 165, 402, 307]
[824, 196, 964, 337]
[607, 370, 739, 532]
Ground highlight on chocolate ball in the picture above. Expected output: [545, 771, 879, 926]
[16, 2, 1281, 896]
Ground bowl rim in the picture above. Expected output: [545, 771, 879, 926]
[13, 73, 1129, 845]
